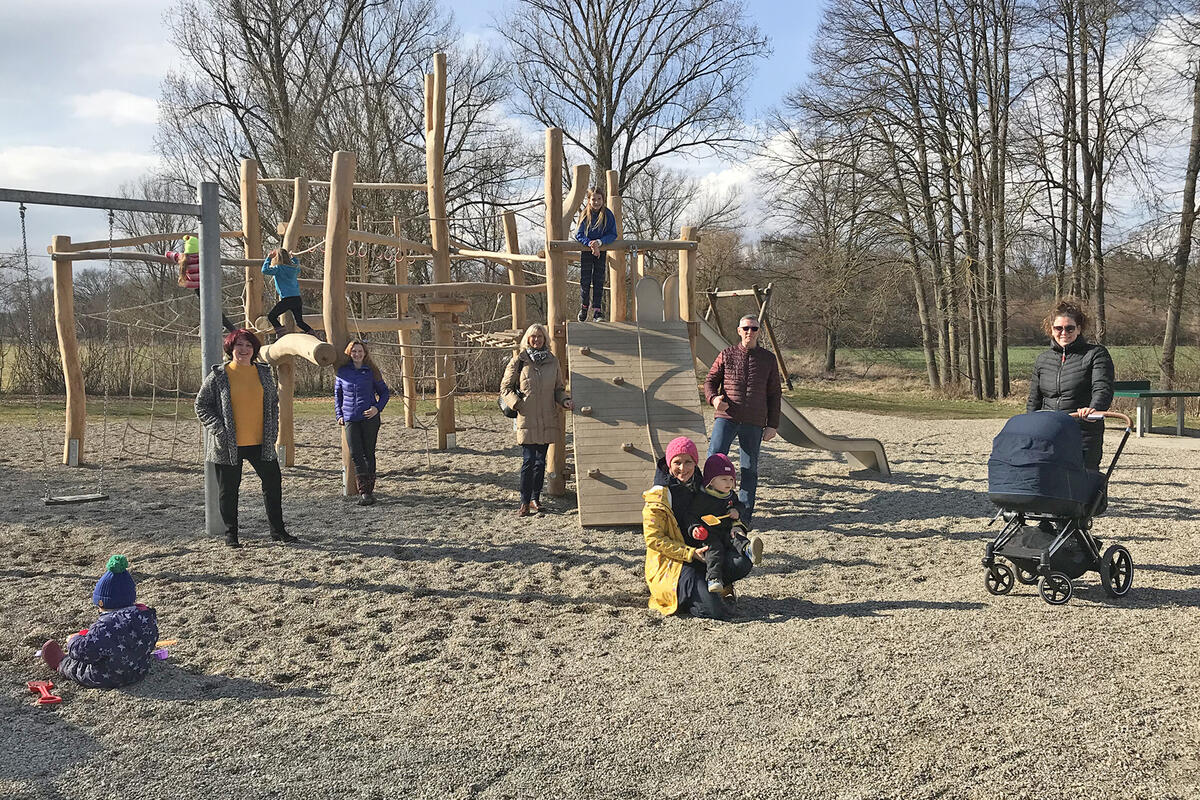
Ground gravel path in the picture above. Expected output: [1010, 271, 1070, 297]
[1, 407, 1198, 799]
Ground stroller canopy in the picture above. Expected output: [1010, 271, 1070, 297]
[987, 411, 1099, 516]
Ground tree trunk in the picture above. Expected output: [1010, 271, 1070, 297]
[1162, 67, 1200, 389]
[824, 328, 837, 374]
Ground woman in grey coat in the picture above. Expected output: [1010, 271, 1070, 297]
[195, 329, 297, 547]
[1026, 298, 1115, 470]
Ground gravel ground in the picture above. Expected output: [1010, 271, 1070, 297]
[1, 406, 1199, 800]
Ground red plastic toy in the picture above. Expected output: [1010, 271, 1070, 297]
[27, 680, 62, 706]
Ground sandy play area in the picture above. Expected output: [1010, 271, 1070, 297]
[1, 404, 1199, 799]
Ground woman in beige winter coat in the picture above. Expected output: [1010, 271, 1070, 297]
[500, 323, 573, 516]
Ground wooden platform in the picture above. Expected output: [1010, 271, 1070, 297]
[568, 320, 707, 527]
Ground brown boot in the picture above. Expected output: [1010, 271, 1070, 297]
[41, 640, 64, 670]
[357, 473, 376, 506]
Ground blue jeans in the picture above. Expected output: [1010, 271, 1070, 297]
[519, 443, 549, 504]
[708, 417, 763, 522]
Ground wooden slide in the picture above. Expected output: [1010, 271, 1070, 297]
[694, 319, 891, 476]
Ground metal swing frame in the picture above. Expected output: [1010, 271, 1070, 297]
[0, 186, 222, 523]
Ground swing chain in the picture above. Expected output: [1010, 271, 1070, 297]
[18, 204, 52, 500]
[97, 209, 115, 494]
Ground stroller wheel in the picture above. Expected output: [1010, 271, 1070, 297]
[1038, 572, 1073, 605]
[1099, 545, 1134, 598]
[1015, 565, 1038, 585]
[984, 563, 1015, 595]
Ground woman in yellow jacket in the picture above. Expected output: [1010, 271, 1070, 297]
[644, 483, 749, 620]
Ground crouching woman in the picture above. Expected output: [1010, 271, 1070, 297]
[643, 485, 736, 620]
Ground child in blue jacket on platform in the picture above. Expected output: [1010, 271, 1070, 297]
[574, 187, 618, 322]
[263, 248, 318, 337]
[40, 555, 158, 689]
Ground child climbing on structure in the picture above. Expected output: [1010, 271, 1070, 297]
[40, 555, 159, 689]
[263, 248, 318, 337]
[168, 234, 234, 332]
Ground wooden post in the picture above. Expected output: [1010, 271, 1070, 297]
[503, 210, 526, 336]
[324, 153, 354, 358]
[325, 151, 356, 489]
[395, 216, 417, 429]
[275, 176, 309, 467]
[545, 128, 568, 497]
[51, 235, 86, 465]
[426, 54, 455, 449]
[606, 170, 626, 322]
[753, 283, 794, 390]
[679, 226, 699, 357]
[239, 159, 264, 327]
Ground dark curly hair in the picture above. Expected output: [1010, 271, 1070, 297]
[222, 328, 262, 361]
[1042, 297, 1088, 337]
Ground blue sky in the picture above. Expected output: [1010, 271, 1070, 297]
[0, 0, 822, 263]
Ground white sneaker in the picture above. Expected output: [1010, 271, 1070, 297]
[707, 580, 725, 594]
[750, 535, 763, 566]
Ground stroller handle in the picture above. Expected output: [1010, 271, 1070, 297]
[1082, 410, 1132, 429]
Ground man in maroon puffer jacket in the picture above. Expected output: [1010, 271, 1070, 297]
[703, 314, 781, 527]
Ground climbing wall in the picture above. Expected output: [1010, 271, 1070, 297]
[567, 320, 707, 527]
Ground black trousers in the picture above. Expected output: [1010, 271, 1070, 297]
[579, 251, 605, 311]
[1082, 431, 1103, 471]
[213, 445, 286, 536]
[192, 289, 236, 332]
[519, 443, 549, 504]
[267, 295, 314, 333]
[346, 415, 381, 475]
[677, 548, 754, 620]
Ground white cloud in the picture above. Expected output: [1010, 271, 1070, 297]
[66, 90, 159, 127]
[0, 145, 162, 191]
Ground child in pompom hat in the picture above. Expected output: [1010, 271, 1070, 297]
[687, 454, 763, 596]
[40, 555, 159, 689]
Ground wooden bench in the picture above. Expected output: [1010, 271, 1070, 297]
[1112, 380, 1200, 437]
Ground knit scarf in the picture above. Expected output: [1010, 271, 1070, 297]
[527, 348, 551, 365]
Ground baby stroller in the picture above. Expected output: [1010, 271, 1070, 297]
[982, 410, 1133, 605]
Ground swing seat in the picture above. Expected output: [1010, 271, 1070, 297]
[44, 493, 109, 506]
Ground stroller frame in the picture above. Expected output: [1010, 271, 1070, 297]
[982, 412, 1134, 605]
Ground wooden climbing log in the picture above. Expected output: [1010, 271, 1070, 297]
[426, 54, 455, 450]
[544, 127, 568, 497]
[51, 235, 86, 466]
[394, 219, 417, 429]
[561, 163, 591, 234]
[259, 333, 337, 367]
[240, 159, 264, 329]
[323, 151, 355, 361]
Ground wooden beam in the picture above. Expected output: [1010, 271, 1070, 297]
[274, 222, 432, 254]
[547, 239, 698, 252]
[298, 278, 545, 296]
[51, 236, 86, 466]
[451, 246, 545, 263]
[257, 178, 425, 191]
[395, 227, 417, 429]
[48, 251, 262, 268]
[712, 288, 761, 298]
[679, 226, 699, 357]
[295, 315, 420, 332]
[753, 283, 794, 391]
[49, 230, 243, 253]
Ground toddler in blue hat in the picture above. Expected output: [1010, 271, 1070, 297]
[41, 555, 159, 689]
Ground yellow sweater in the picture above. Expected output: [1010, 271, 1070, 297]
[226, 361, 264, 447]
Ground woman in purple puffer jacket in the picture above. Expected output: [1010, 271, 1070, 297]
[335, 340, 391, 505]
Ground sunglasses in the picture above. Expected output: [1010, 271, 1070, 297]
[740, 325, 759, 332]
[1052, 325, 1077, 333]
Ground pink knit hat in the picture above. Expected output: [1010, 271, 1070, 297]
[702, 453, 736, 486]
[664, 436, 699, 465]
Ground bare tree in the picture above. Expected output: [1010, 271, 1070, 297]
[500, 0, 768, 190]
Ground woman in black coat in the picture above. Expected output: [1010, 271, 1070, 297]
[1026, 298, 1115, 470]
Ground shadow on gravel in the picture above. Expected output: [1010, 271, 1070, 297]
[739, 596, 985, 621]
[0, 695, 99, 786]
[126, 664, 322, 702]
